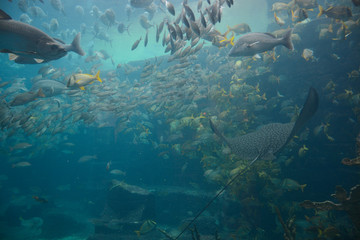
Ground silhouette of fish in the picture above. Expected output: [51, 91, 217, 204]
[210, 87, 319, 161]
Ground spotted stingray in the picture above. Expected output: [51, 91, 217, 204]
[175, 88, 319, 240]
[210, 87, 319, 161]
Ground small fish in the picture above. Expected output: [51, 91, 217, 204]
[78, 155, 97, 163]
[200, 10, 207, 28]
[318, 5, 352, 20]
[32, 196, 48, 203]
[302, 48, 314, 61]
[227, 23, 251, 35]
[295, 0, 318, 9]
[12, 161, 31, 168]
[131, 37, 142, 50]
[190, 21, 201, 36]
[10, 142, 32, 151]
[281, 178, 307, 192]
[135, 220, 157, 236]
[274, 12, 285, 26]
[183, 4, 195, 22]
[67, 70, 102, 90]
[165, 1, 175, 16]
[144, 31, 148, 47]
[298, 144, 309, 157]
[110, 169, 126, 176]
[291, 8, 308, 22]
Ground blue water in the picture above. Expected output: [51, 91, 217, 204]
[0, 0, 359, 239]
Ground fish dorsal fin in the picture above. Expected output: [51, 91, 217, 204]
[0, 10, 12, 20]
[264, 32, 276, 38]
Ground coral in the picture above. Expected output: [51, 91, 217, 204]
[300, 185, 360, 232]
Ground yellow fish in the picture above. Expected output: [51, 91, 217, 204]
[67, 70, 102, 90]
[298, 145, 309, 157]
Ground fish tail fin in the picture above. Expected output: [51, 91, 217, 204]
[37, 88, 45, 98]
[68, 33, 85, 56]
[95, 70, 102, 82]
[300, 184, 307, 192]
[282, 28, 294, 50]
[317, 5, 324, 18]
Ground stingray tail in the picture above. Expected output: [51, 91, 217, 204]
[288, 87, 319, 141]
[209, 119, 230, 146]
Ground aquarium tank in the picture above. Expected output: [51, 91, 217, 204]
[0, 0, 359, 239]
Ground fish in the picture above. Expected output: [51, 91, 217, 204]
[51, 0, 66, 16]
[78, 155, 97, 163]
[165, 1, 175, 16]
[31, 80, 67, 97]
[209, 87, 318, 161]
[12, 162, 31, 168]
[10, 88, 45, 106]
[32, 196, 48, 203]
[274, 12, 285, 26]
[144, 31, 148, 47]
[131, 37, 142, 50]
[110, 169, 126, 176]
[298, 144, 309, 157]
[317, 5, 352, 20]
[227, 23, 251, 35]
[130, 0, 153, 8]
[228, 28, 293, 57]
[291, 8, 308, 22]
[281, 178, 307, 192]
[67, 70, 102, 90]
[10, 142, 32, 151]
[183, 4, 195, 22]
[302, 48, 314, 61]
[271, 2, 290, 12]
[0, 10, 85, 63]
[135, 220, 157, 236]
[295, 0, 318, 9]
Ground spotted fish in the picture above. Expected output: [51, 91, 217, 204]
[210, 87, 319, 161]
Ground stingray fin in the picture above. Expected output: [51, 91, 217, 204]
[287, 87, 319, 143]
[209, 119, 230, 146]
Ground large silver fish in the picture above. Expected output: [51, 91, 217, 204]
[210, 87, 319, 161]
[228, 28, 294, 57]
[0, 9, 85, 64]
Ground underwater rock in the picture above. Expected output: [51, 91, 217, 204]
[300, 185, 360, 231]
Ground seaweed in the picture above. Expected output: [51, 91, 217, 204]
[274, 205, 296, 240]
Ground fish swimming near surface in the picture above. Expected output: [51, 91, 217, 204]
[0, 9, 85, 64]
[210, 87, 319, 161]
[228, 28, 294, 57]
